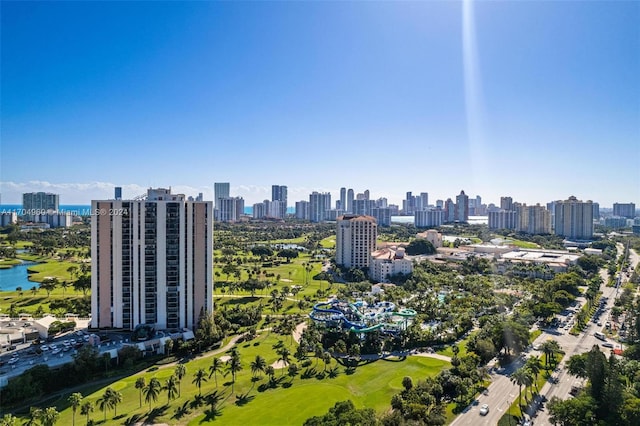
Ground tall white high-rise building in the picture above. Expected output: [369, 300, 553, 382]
[415, 209, 444, 228]
[339, 187, 346, 211]
[271, 185, 288, 218]
[336, 215, 377, 269]
[295, 201, 310, 220]
[213, 182, 230, 208]
[516, 204, 551, 234]
[309, 192, 331, 223]
[218, 197, 244, 222]
[91, 187, 213, 331]
[455, 190, 469, 222]
[554, 196, 594, 240]
[346, 189, 354, 214]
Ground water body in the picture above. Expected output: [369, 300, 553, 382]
[391, 215, 488, 225]
[0, 261, 38, 292]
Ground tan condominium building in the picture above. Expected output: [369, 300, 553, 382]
[91, 187, 213, 331]
[336, 214, 377, 269]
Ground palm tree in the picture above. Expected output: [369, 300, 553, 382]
[80, 401, 93, 426]
[227, 352, 243, 392]
[525, 357, 543, 391]
[40, 407, 60, 426]
[97, 391, 113, 421]
[192, 368, 208, 395]
[175, 364, 187, 397]
[510, 368, 532, 413]
[60, 280, 69, 296]
[25, 407, 42, 426]
[277, 347, 291, 375]
[143, 378, 162, 410]
[106, 387, 122, 417]
[68, 392, 83, 426]
[250, 355, 267, 379]
[165, 375, 179, 403]
[0, 414, 17, 426]
[322, 351, 331, 372]
[209, 357, 224, 388]
[540, 339, 562, 367]
[135, 377, 146, 407]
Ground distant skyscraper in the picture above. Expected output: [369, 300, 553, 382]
[339, 187, 346, 211]
[271, 185, 288, 218]
[309, 192, 331, 222]
[488, 210, 517, 230]
[91, 187, 213, 331]
[115, 187, 122, 200]
[415, 209, 444, 228]
[218, 197, 244, 222]
[295, 201, 310, 220]
[346, 189, 354, 214]
[592, 202, 600, 220]
[23, 192, 59, 212]
[371, 207, 391, 227]
[516, 204, 551, 234]
[455, 190, 469, 222]
[436, 199, 444, 209]
[418, 193, 429, 211]
[500, 196, 514, 211]
[364, 189, 370, 200]
[444, 198, 455, 223]
[613, 203, 636, 219]
[336, 215, 377, 269]
[554, 196, 594, 240]
[214, 182, 230, 208]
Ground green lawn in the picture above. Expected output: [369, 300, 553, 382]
[436, 331, 476, 358]
[26, 260, 80, 282]
[507, 239, 540, 249]
[31, 332, 449, 426]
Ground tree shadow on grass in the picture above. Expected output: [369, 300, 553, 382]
[173, 401, 191, 420]
[190, 394, 206, 409]
[124, 413, 144, 425]
[201, 407, 223, 423]
[301, 367, 318, 379]
[235, 392, 255, 406]
[145, 405, 169, 424]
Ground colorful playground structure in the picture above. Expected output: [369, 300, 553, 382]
[309, 300, 416, 335]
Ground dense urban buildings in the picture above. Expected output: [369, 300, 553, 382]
[335, 214, 377, 269]
[90, 187, 213, 331]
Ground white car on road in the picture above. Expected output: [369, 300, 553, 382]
[479, 404, 489, 416]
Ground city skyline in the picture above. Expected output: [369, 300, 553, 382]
[1, 2, 638, 207]
[0, 181, 637, 210]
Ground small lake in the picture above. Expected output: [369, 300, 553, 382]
[0, 261, 38, 292]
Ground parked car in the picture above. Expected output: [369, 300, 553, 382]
[602, 342, 614, 348]
[479, 404, 489, 416]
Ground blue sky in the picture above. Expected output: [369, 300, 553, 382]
[1, 1, 638, 207]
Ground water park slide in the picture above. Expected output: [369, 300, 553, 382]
[349, 323, 385, 333]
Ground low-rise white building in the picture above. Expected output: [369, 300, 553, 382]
[369, 247, 413, 283]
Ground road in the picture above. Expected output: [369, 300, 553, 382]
[532, 246, 639, 426]
[451, 245, 638, 426]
